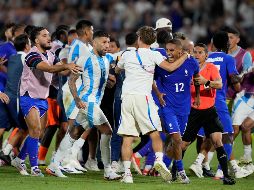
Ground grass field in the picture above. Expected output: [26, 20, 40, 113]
[0, 134, 253, 190]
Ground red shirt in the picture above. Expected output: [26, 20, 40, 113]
[191, 63, 221, 110]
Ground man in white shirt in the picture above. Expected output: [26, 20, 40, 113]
[116, 26, 189, 183]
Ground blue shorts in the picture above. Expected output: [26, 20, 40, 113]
[20, 96, 48, 118]
[197, 127, 205, 137]
[217, 110, 233, 134]
[161, 107, 188, 136]
[0, 95, 27, 129]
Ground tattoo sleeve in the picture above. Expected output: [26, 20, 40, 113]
[193, 73, 200, 98]
[68, 73, 80, 102]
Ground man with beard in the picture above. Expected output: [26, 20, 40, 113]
[11, 26, 81, 177]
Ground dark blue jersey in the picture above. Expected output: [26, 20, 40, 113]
[154, 57, 199, 115]
[206, 52, 238, 111]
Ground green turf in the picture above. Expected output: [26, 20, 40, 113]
[0, 135, 253, 190]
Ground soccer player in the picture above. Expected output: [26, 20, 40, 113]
[47, 31, 121, 180]
[223, 26, 254, 169]
[0, 34, 31, 165]
[116, 26, 189, 183]
[152, 38, 200, 184]
[190, 32, 251, 179]
[111, 33, 138, 173]
[181, 41, 235, 185]
[11, 26, 81, 176]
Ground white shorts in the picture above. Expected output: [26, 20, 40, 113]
[232, 91, 254, 125]
[62, 88, 79, 120]
[117, 94, 162, 137]
[248, 110, 254, 121]
[75, 102, 109, 130]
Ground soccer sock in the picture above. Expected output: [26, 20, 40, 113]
[54, 132, 75, 165]
[26, 136, 39, 167]
[71, 138, 85, 160]
[3, 143, 13, 155]
[243, 144, 252, 161]
[123, 161, 131, 174]
[223, 143, 233, 161]
[195, 153, 205, 166]
[145, 152, 155, 166]
[137, 140, 152, 157]
[134, 152, 142, 158]
[175, 159, 184, 172]
[163, 155, 172, 168]
[216, 146, 229, 177]
[207, 151, 214, 165]
[100, 134, 111, 169]
[155, 152, 163, 162]
[18, 137, 28, 160]
[38, 146, 48, 161]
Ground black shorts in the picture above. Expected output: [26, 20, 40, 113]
[182, 106, 223, 142]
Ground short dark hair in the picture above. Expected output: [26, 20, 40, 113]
[30, 26, 46, 44]
[56, 29, 67, 40]
[14, 34, 29, 51]
[125, 32, 138, 46]
[212, 31, 229, 53]
[93, 30, 110, 39]
[137, 26, 156, 45]
[194, 43, 208, 53]
[56, 25, 70, 32]
[24, 25, 36, 38]
[12, 24, 26, 37]
[166, 39, 182, 49]
[157, 30, 172, 44]
[173, 32, 187, 40]
[68, 29, 77, 36]
[221, 26, 240, 36]
[76, 20, 93, 36]
[110, 37, 120, 48]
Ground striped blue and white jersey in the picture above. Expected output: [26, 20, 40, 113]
[67, 39, 93, 63]
[76, 52, 115, 104]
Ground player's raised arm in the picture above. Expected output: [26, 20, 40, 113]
[159, 52, 188, 72]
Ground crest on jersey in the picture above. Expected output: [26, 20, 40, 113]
[185, 69, 188, 76]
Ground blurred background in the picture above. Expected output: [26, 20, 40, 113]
[0, 0, 253, 48]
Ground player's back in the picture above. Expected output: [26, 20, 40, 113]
[207, 52, 237, 100]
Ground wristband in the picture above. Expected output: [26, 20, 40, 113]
[204, 80, 210, 87]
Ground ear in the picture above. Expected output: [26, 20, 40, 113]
[35, 38, 39, 44]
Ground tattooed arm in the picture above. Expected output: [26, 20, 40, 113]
[68, 73, 86, 109]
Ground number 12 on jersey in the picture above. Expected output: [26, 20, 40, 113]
[175, 83, 184, 92]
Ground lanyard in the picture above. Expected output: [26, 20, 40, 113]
[135, 50, 154, 74]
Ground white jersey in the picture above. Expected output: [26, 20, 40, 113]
[117, 48, 164, 96]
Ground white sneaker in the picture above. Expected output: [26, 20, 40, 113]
[45, 163, 67, 177]
[234, 166, 252, 178]
[242, 163, 254, 173]
[189, 163, 203, 178]
[178, 170, 190, 184]
[104, 169, 122, 180]
[11, 157, 29, 176]
[121, 173, 133, 183]
[214, 169, 223, 179]
[85, 158, 100, 171]
[62, 163, 83, 174]
[111, 161, 125, 173]
[31, 167, 44, 177]
[154, 161, 172, 182]
[239, 156, 252, 164]
[69, 159, 87, 172]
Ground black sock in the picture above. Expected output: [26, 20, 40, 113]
[216, 146, 229, 177]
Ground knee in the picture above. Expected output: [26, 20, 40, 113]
[233, 126, 240, 136]
[222, 134, 233, 144]
[69, 126, 83, 140]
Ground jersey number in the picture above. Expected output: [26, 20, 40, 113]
[175, 83, 184, 92]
